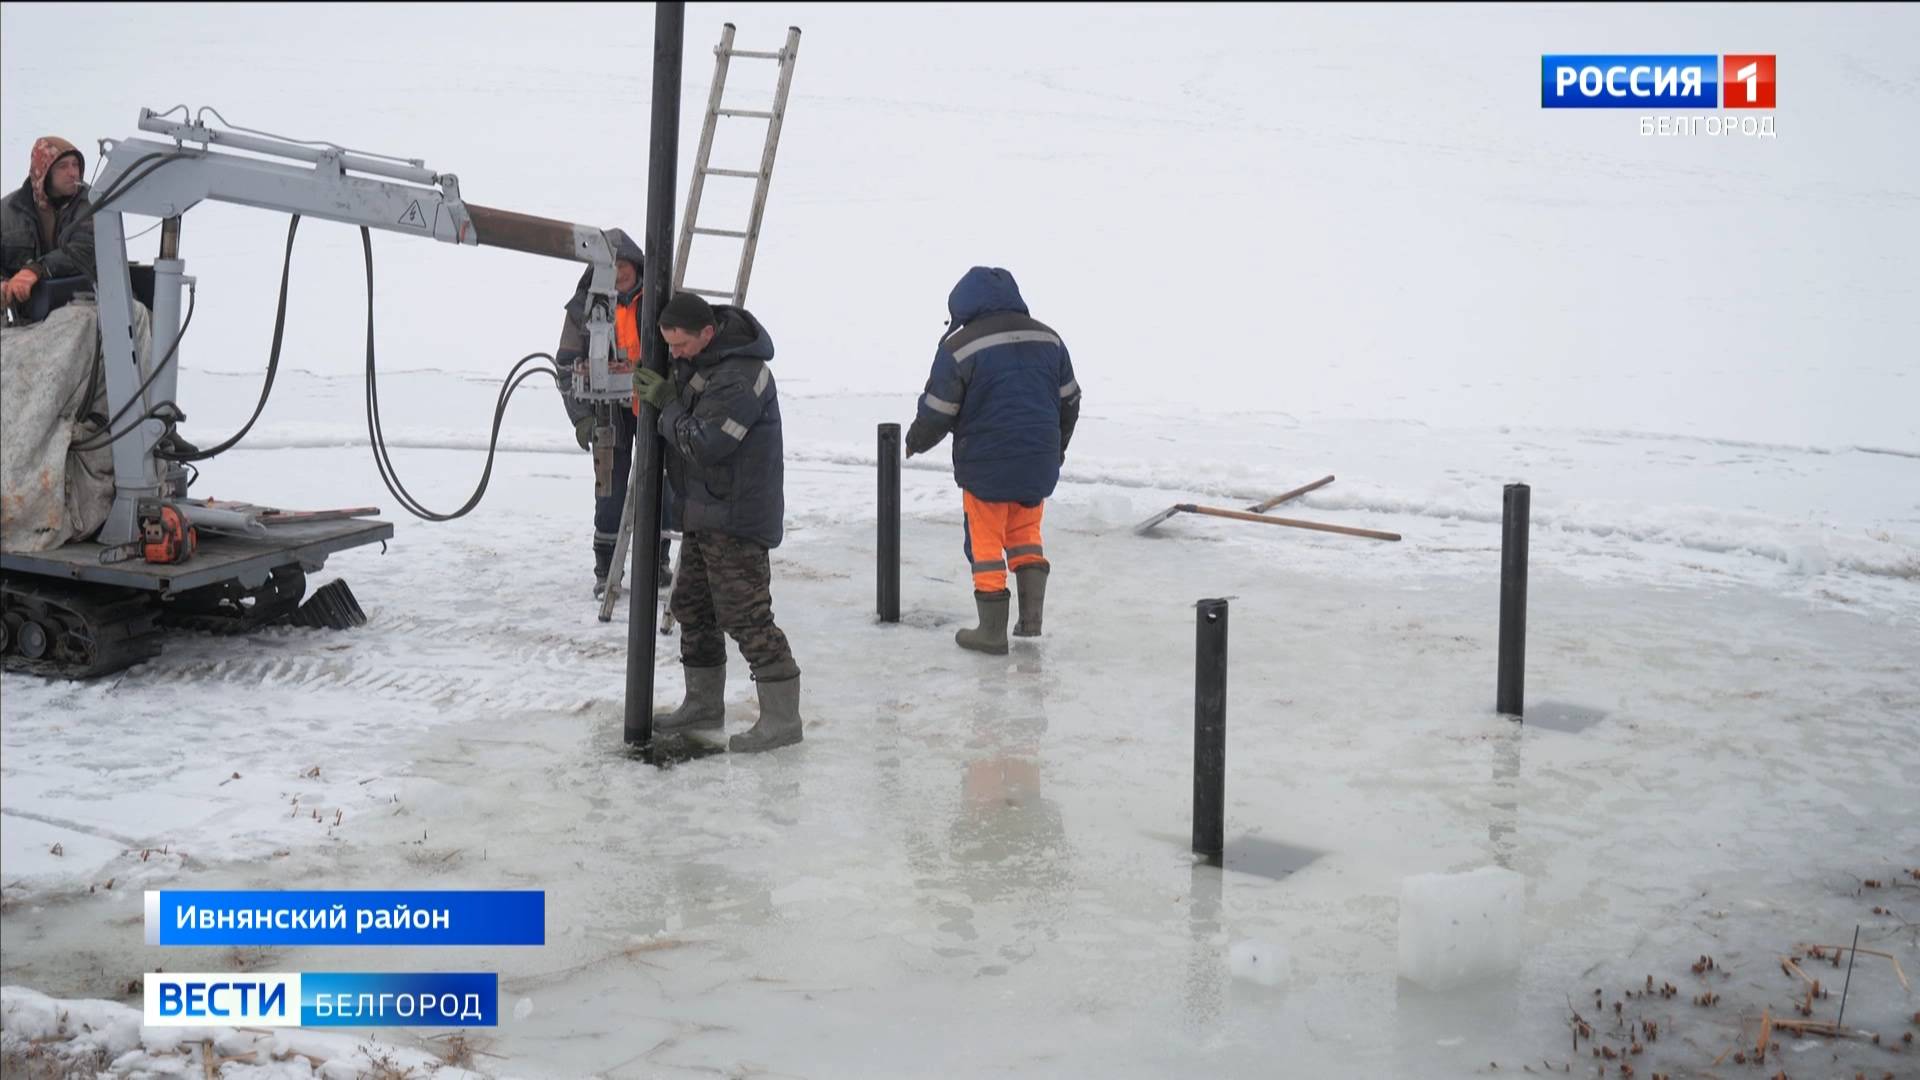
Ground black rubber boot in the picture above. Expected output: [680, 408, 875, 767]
[730, 675, 803, 752]
[1012, 564, 1048, 637]
[593, 542, 614, 598]
[654, 663, 726, 734]
[955, 589, 1012, 655]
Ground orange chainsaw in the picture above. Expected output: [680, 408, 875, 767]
[99, 503, 199, 565]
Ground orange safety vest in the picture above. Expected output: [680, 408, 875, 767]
[616, 295, 644, 415]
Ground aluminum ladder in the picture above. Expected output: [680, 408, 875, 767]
[600, 22, 801, 624]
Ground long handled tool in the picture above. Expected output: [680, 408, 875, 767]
[1249, 474, 1335, 513]
[1172, 504, 1401, 542]
[1135, 474, 1335, 535]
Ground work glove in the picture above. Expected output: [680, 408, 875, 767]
[574, 416, 595, 452]
[1, 268, 37, 305]
[632, 367, 677, 412]
[904, 421, 932, 458]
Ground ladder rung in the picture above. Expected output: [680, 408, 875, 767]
[723, 49, 783, 60]
[703, 168, 762, 179]
[693, 227, 748, 239]
[717, 108, 775, 119]
[687, 287, 735, 299]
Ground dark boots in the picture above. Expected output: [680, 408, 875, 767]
[654, 663, 726, 734]
[1012, 564, 1048, 637]
[593, 542, 614, 598]
[655, 664, 803, 751]
[730, 675, 804, 752]
[955, 589, 1012, 655]
[596, 538, 674, 598]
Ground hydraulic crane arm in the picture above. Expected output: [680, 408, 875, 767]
[86, 108, 630, 545]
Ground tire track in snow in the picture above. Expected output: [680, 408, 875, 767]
[134, 608, 655, 711]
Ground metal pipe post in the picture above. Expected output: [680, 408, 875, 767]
[461, 204, 588, 261]
[878, 423, 901, 622]
[1193, 598, 1229, 863]
[1496, 483, 1530, 718]
[625, 0, 684, 746]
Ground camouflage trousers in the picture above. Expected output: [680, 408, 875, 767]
[672, 531, 800, 681]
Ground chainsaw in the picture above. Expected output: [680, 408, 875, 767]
[98, 502, 199, 565]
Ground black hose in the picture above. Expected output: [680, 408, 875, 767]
[65, 151, 203, 453]
[72, 151, 192, 227]
[69, 283, 198, 452]
[358, 226, 564, 521]
[158, 215, 301, 461]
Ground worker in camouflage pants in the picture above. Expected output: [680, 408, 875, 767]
[670, 531, 796, 681]
[632, 292, 804, 753]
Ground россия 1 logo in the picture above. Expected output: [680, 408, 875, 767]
[1720, 54, 1776, 109]
[1540, 54, 1775, 109]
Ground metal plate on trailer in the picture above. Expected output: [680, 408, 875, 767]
[0, 518, 393, 595]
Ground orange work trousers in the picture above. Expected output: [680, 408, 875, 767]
[962, 491, 1047, 593]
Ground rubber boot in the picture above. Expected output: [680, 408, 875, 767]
[592, 542, 614, 599]
[1012, 564, 1048, 637]
[730, 675, 803, 753]
[654, 663, 725, 734]
[955, 589, 1012, 655]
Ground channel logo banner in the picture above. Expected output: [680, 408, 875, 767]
[301, 972, 498, 1027]
[146, 890, 544, 946]
[1541, 55, 1720, 108]
[144, 972, 499, 1027]
[1722, 54, 1777, 109]
[144, 973, 301, 1027]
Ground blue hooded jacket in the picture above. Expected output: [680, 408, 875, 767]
[905, 267, 1082, 505]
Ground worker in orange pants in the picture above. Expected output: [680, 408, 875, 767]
[960, 491, 1050, 651]
[906, 267, 1082, 654]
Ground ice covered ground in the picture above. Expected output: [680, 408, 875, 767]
[5, 0, 1919, 1074]
[3, 373, 1918, 1078]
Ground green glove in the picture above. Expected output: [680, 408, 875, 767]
[574, 416, 595, 451]
[632, 367, 677, 411]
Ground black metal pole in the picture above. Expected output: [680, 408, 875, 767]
[1193, 598, 1228, 863]
[1835, 923, 1861, 1026]
[1496, 483, 1529, 719]
[878, 423, 901, 623]
[625, 1, 683, 746]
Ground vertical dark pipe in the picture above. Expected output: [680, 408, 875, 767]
[1497, 483, 1530, 719]
[625, 1, 683, 746]
[1193, 598, 1228, 863]
[878, 423, 901, 623]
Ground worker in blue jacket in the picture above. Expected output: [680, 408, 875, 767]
[906, 267, 1082, 654]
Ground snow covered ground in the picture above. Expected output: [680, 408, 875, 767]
[4, 2, 1918, 1078]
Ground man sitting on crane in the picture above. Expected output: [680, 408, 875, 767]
[2, 136, 97, 321]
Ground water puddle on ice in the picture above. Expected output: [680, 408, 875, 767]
[1166, 833, 1326, 880]
[1221, 836, 1326, 881]
[621, 732, 728, 768]
[1515, 700, 1608, 734]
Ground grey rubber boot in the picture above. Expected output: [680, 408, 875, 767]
[654, 663, 725, 734]
[1012, 564, 1048, 637]
[592, 542, 614, 599]
[730, 675, 804, 753]
[955, 589, 1012, 655]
